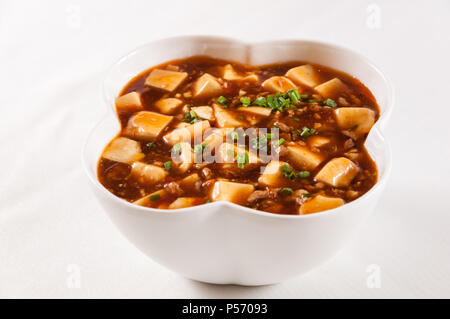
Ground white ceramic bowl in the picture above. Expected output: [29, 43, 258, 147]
[83, 36, 393, 286]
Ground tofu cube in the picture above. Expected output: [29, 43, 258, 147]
[124, 111, 173, 141]
[193, 73, 222, 98]
[102, 137, 145, 164]
[202, 128, 234, 152]
[299, 195, 344, 214]
[286, 145, 323, 171]
[308, 136, 331, 148]
[179, 173, 201, 190]
[261, 76, 297, 93]
[133, 189, 168, 207]
[168, 197, 203, 209]
[314, 78, 348, 99]
[285, 64, 321, 88]
[258, 160, 291, 187]
[115, 92, 143, 112]
[215, 143, 261, 165]
[172, 142, 194, 173]
[163, 120, 210, 145]
[236, 106, 272, 117]
[210, 181, 255, 205]
[213, 103, 246, 128]
[315, 157, 359, 187]
[154, 98, 183, 114]
[191, 106, 214, 120]
[334, 107, 376, 135]
[145, 69, 188, 92]
[222, 64, 259, 82]
[130, 162, 168, 185]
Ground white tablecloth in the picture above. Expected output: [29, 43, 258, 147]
[1, 0, 449, 298]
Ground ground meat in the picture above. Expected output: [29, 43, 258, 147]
[201, 167, 213, 180]
[273, 121, 291, 132]
[166, 182, 183, 195]
[247, 190, 270, 204]
[285, 189, 309, 206]
[344, 138, 355, 150]
[201, 179, 216, 190]
[338, 97, 350, 106]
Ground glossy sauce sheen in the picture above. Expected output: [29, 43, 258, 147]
[98, 56, 379, 215]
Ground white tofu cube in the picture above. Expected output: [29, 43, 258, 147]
[261, 76, 297, 93]
[191, 106, 214, 120]
[286, 145, 323, 171]
[285, 64, 321, 88]
[215, 143, 261, 165]
[102, 137, 145, 164]
[179, 173, 201, 190]
[124, 111, 173, 141]
[334, 107, 376, 135]
[193, 73, 222, 98]
[236, 106, 272, 117]
[130, 162, 168, 185]
[115, 92, 143, 112]
[210, 180, 255, 205]
[163, 120, 210, 146]
[299, 195, 344, 214]
[168, 197, 203, 209]
[222, 64, 259, 82]
[154, 98, 183, 114]
[315, 157, 359, 187]
[145, 69, 188, 92]
[258, 160, 291, 187]
[314, 78, 348, 99]
[213, 103, 246, 128]
[172, 142, 194, 173]
[202, 128, 234, 152]
[308, 136, 331, 148]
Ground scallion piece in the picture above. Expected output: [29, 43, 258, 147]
[240, 97, 251, 106]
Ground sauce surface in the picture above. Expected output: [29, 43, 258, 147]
[97, 56, 379, 215]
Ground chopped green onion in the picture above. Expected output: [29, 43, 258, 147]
[276, 138, 286, 146]
[297, 171, 310, 179]
[236, 115, 244, 121]
[280, 187, 294, 196]
[300, 127, 316, 138]
[150, 194, 161, 201]
[164, 161, 171, 171]
[217, 96, 228, 107]
[302, 193, 312, 198]
[254, 96, 267, 107]
[288, 88, 301, 103]
[308, 99, 317, 103]
[266, 133, 273, 139]
[236, 152, 249, 169]
[171, 143, 181, 155]
[293, 117, 299, 122]
[322, 98, 337, 107]
[240, 97, 251, 106]
[281, 164, 296, 180]
[231, 131, 239, 141]
[194, 144, 206, 154]
[299, 94, 309, 100]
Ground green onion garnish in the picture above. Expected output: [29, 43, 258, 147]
[322, 98, 337, 107]
[240, 97, 251, 106]
[297, 171, 310, 179]
[164, 161, 171, 171]
[150, 194, 161, 201]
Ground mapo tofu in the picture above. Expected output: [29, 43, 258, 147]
[98, 56, 379, 215]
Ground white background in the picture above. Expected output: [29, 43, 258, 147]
[1, 0, 449, 298]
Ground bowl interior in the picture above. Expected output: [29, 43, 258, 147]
[87, 36, 392, 215]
